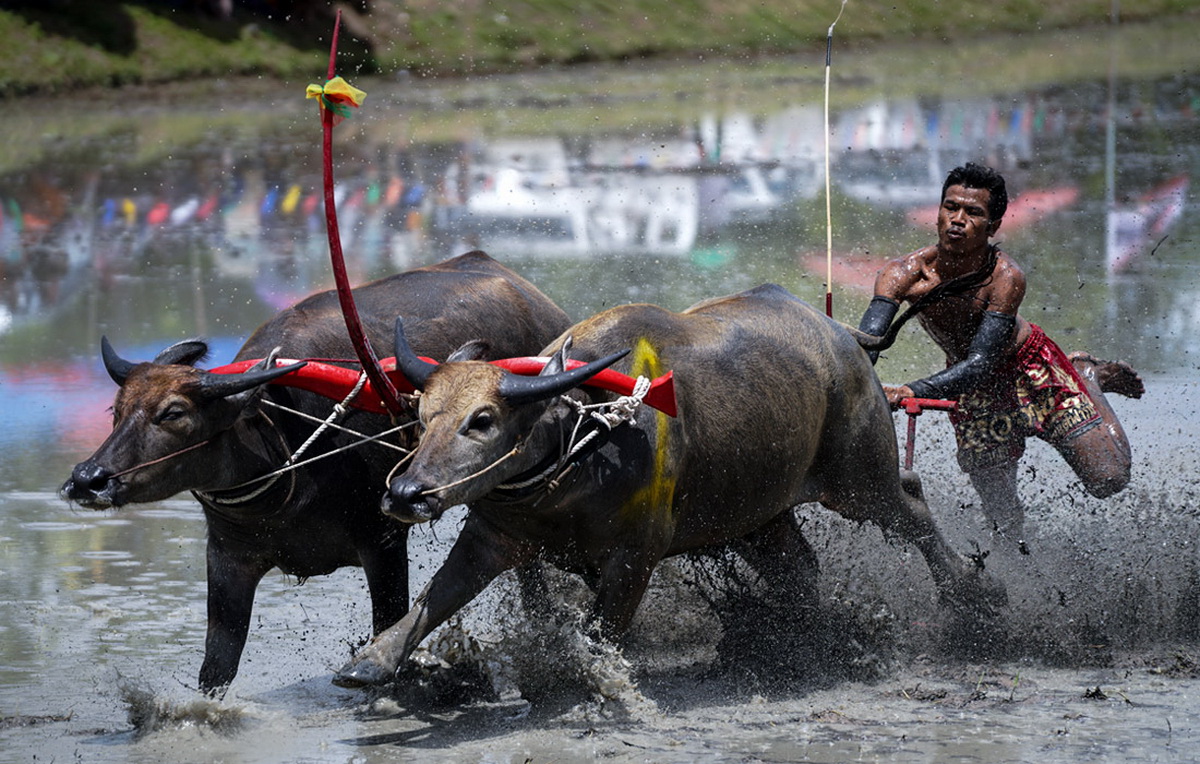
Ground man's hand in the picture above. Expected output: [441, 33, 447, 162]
[882, 384, 915, 410]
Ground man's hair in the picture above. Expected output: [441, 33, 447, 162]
[942, 162, 1008, 222]
[862, 164, 1009, 352]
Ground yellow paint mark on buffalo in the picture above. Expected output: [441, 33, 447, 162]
[622, 338, 676, 520]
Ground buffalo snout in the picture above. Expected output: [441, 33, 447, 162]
[61, 460, 123, 509]
[382, 477, 440, 524]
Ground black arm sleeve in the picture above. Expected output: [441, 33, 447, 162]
[906, 311, 1017, 399]
[857, 296, 900, 365]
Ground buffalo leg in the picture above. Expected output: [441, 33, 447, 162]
[199, 544, 270, 696]
[823, 469, 1001, 611]
[359, 527, 411, 635]
[735, 510, 821, 612]
[333, 517, 536, 688]
[589, 540, 671, 641]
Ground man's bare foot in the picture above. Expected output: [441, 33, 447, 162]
[1069, 352, 1145, 398]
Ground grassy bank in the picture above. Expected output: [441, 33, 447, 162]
[1, 0, 1196, 98]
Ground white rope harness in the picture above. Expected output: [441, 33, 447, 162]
[197, 372, 415, 506]
[492, 375, 652, 494]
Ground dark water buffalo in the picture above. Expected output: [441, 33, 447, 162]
[61, 251, 570, 694]
[333, 283, 1000, 687]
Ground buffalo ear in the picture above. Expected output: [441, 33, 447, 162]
[541, 337, 573, 377]
[153, 339, 210, 367]
[447, 340, 490, 363]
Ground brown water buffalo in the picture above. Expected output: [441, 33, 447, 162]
[333, 283, 1000, 688]
[60, 251, 570, 695]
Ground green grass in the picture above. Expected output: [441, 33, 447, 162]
[0, 0, 1196, 98]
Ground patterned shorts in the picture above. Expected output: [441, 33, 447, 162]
[948, 323, 1102, 473]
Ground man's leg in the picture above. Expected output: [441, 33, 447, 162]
[1059, 353, 1140, 498]
[1069, 352, 1144, 400]
[968, 459, 1029, 555]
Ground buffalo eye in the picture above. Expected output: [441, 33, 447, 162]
[463, 410, 494, 434]
[154, 404, 188, 425]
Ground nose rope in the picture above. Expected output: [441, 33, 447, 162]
[495, 375, 651, 494]
[190, 371, 410, 506]
[413, 442, 525, 497]
[409, 376, 652, 501]
[197, 410, 296, 506]
[107, 437, 214, 480]
[383, 447, 417, 487]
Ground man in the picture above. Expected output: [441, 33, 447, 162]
[858, 163, 1144, 551]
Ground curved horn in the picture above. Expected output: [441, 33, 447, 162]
[498, 348, 630, 407]
[100, 336, 136, 386]
[196, 360, 308, 401]
[153, 339, 210, 367]
[393, 316, 438, 391]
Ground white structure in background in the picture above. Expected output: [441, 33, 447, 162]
[457, 138, 592, 255]
[453, 137, 700, 256]
[437, 110, 829, 258]
[835, 99, 946, 207]
[834, 98, 1035, 207]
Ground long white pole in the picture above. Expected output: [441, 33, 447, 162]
[823, 0, 848, 318]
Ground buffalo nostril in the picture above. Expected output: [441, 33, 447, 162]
[72, 463, 114, 494]
[392, 480, 426, 505]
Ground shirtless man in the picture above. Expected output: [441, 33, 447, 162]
[857, 163, 1144, 550]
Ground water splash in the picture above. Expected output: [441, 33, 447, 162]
[119, 677, 267, 739]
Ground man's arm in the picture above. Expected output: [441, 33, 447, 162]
[857, 296, 899, 365]
[905, 311, 1015, 398]
[856, 255, 920, 365]
[903, 256, 1026, 400]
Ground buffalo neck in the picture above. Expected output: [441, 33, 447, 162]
[483, 394, 611, 506]
[193, 410, 297, 515]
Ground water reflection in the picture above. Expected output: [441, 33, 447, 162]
[2, 75, 1194, 347]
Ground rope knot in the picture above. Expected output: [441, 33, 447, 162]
[576, 374, 651, 430]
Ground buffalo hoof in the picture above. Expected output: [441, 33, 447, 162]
[332, 659, 394, 688]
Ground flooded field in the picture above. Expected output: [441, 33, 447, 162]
[2, 14, 1200, 764]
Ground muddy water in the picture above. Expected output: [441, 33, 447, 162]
[3, 16, 1200, 764]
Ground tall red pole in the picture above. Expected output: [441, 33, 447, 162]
[321, 11, 404, 416]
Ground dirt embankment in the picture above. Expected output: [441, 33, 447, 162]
[1, 0, 1196, 98]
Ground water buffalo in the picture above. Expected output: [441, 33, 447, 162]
[333, 283, 999, 687]
[61, 251, 570, 695]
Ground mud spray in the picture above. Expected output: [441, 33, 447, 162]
[349, 386, 1198, 726]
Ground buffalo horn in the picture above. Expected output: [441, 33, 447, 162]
[196, 359, 308, 401]
[153, 339, 210, 367]
[498, 348, 630, 406]
[393, 316, 438, 391]
[100, 336, 136, 386]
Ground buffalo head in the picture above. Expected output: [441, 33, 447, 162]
[383, 317, 627, 523]
[61, 337, 304, 508]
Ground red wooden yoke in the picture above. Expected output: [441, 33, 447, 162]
[210, 357, 678, 417]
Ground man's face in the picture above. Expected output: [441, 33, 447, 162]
[937, 184, 1000, 256]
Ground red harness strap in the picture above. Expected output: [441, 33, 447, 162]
[209, 357, 678, 418]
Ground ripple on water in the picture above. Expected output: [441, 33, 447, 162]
[134, 504, 202, 521]
[78, 550, 135, 561]
[20, 521, 92, 532]
[2, 491, 66, 501]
